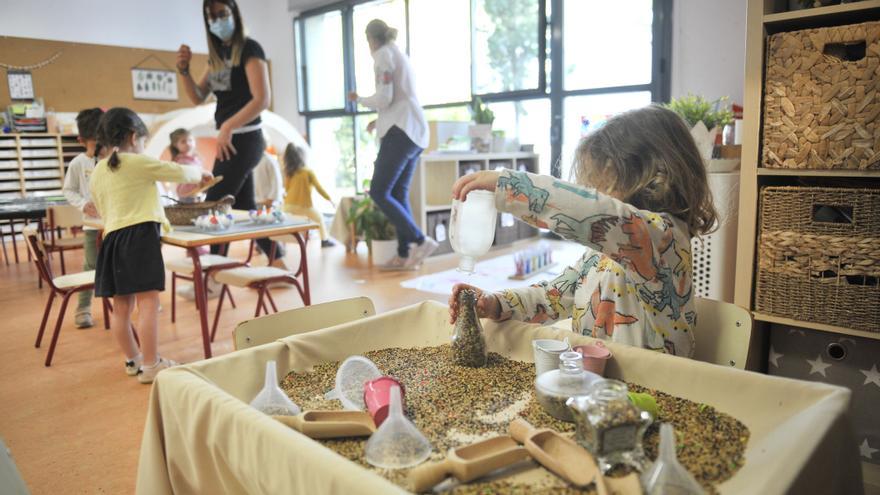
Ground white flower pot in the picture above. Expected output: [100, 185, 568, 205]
[370, 239, 398, 266]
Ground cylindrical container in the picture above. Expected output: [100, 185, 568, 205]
[532, 339, 569, 377]
[572, 342, 613, 376]
[449, 190, 497, 273]
[534, 351, 601, 422]
[364, 376, 405, 427]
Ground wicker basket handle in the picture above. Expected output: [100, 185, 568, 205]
[811, 202, 854, 226]
[813, 25, 874, 62]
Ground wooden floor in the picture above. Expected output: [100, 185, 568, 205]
[0, 235, 541, 493]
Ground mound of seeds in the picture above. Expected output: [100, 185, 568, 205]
[280, 345, 749, 494]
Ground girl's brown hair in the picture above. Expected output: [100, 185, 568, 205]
[365, 19, 398, 46]
[168, 128, 191, 160]
[283, 143, 305, 178]
[574, 104, 718, 237]
[203, 0, 246, 70]
[98, 107, 149, 171]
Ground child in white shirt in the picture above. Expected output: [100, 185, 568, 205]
[62, 107, 104, 329]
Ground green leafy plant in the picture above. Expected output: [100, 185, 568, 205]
[347, 187, 396, 243]
[470, 97, 495, 125]
[663, 94, 734, 130]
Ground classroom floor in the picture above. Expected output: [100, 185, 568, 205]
[0, 235, 546, 493]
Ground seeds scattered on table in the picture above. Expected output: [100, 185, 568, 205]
[280, 345, 749, 494]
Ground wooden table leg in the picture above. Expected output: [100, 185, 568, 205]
[9, 219, 19, 263]
[294, 232, 311, 306]
[189, 247, 213, 359]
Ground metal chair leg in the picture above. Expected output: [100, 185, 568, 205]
[36, 291, 56, 347]
[171, 273, 177, 323]
[254, 288, 266, 317]
[44, 292, 73, 366]
[265, 289, 279, 313]
[102, 297, 110, 330]
[59, 250, 66, 274]
[210, 284, 228, 342]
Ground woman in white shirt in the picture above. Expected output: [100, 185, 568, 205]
[348, 19, 437, 271]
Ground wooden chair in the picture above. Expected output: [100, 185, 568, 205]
[24, 227, 103, 366]
[232, 296, 376, 350]
[692, 297, 753, 370]
[45, 205, 85, 274]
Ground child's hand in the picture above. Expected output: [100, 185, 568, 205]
[199, 171, 214, 186]
[452, 170, 502, 201]
[448, 283, 502, 324]
[83, 202, 99, 218]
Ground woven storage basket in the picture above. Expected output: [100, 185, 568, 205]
[755, 186, 880, 331]
[762, 21, 880, 170]
[164, 195, 235, 226]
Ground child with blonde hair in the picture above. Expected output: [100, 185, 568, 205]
[281, 143, 335, 247]
[449, 105, 717, 357]
[90, 108, 212, 383]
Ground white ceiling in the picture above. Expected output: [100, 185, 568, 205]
[287, 0, 339, 13]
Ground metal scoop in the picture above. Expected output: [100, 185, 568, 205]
[408, 435, 528, 493]
[273, 410, 376, 439]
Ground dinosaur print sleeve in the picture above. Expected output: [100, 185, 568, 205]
[494, 170, 684, 285]
[495, 254, 590, 324]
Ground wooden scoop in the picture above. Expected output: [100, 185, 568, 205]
[509, 418, 608, 494]
[408, 435, 528, 493]
[180, 175, 224, 198]
[606, 473, 643, 495]
[272, 410, 376, 439]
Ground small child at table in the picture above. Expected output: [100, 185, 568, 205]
[168, 128, 204, 202]
[90, 107, 212, 383]
[448, 105, 718, 358]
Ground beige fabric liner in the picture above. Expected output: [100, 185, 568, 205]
[137, 301, 862, 494]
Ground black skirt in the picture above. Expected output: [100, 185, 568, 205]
[95, 222, 165, 297]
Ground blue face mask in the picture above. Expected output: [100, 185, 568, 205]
[209, 16, 235, 42]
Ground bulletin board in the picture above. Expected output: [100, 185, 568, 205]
[0, 36, 211, 114]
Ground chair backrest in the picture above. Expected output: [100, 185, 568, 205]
[23, 227, 55, 286]
[692, 297, 753, 370]
[233, 296, 376, 350]
[48, 205, 83, 230]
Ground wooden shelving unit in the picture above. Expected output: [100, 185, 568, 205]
[410, 151, 540, 256]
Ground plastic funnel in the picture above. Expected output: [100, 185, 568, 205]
[365, 385, 432, 469]
[642, 423, 705, 495]
[249, 361, 301, 416]
[324, 356, 382, 410]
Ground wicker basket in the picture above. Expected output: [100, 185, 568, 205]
[762, 21, 880, 170]
[164, 195, 235, 226]
[755, 186, 880, 331]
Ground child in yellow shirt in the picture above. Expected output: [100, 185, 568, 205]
[90, 107, 212, 383]
[282, 143, 335, 247]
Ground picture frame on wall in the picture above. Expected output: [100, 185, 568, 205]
[131, 68, 178, 101]
[7, 71, 35, 100]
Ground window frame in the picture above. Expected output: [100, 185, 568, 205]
[294, 0, 672, 188]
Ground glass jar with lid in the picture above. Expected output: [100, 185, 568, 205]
[566, 379, 652, 472]
[534, 351, 601, 422]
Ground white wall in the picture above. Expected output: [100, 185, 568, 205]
[0, 0, 305, 132]
[671, 0, 747, 105]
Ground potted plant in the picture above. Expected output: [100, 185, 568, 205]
[347, 191, 397, 265]
[664, 94, 734, 163]
[468, 97, 495, 152]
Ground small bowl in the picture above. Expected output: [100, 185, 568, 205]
[572, 342, 613, 376]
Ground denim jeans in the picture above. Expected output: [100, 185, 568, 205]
[369, 126, 424, 257]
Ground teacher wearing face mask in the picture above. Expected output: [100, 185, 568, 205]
[177, 0, 286, 271]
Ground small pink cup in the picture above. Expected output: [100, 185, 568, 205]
[364, 376, 406, 427]
[573, 342, 613, 376]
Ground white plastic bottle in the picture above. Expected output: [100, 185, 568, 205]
[449, 190, 497, 273]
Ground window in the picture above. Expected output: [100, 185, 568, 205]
[472, 0, 541, 94]
[308, 117, 355, 205]
[563, 0, 653, 90]
[561, 91, 652, 179]
[487, 99, 551, 174]
[355, 114, 379, 188]
[301, 11, 345, 111]
[409, 0, 471, 105]
[353, 0, 408, 102]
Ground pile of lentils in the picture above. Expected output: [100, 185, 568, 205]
[280, 345, 749, 494]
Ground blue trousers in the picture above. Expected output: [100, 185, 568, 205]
[369, 126, 424, 257]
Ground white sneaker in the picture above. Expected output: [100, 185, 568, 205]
[125, 353, 143, 376]
[138, 357, 180, 384]
[405, 237, 439, 268]
[378, 254, 419, 271]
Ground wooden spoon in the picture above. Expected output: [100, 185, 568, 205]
[180, 175, 224, 198]
[509, 418, 608, 494]
[408, 435, 528, 493]
[272, 410, 376, 439]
